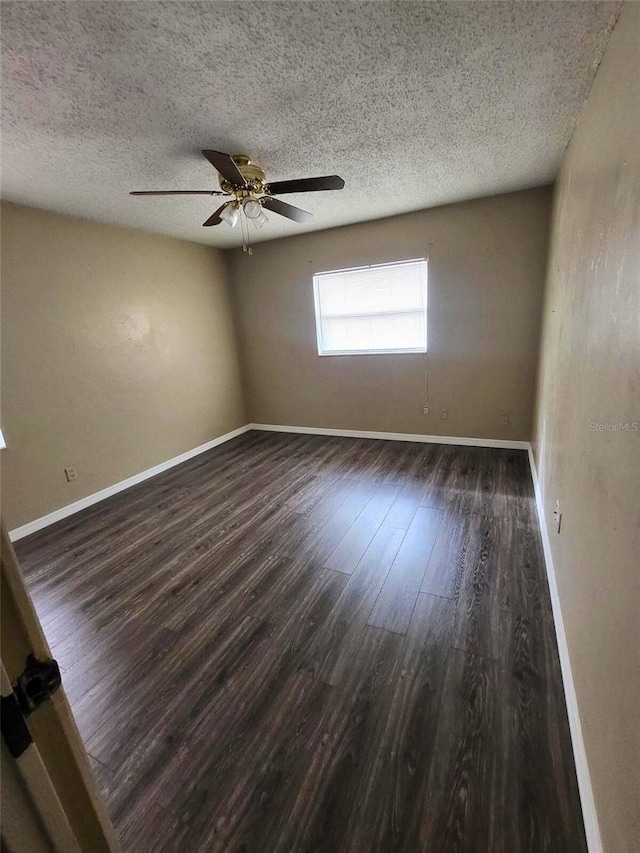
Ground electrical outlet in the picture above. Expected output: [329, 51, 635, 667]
[64, 466, 77, 483]
[440, 409, 448, 420]
[422, 405, 430, 414]
[553, 500, 562, 534]
[500, 414, 510, 427]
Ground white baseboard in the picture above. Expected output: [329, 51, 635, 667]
[250, 423, 529, 450]
[8, 425, 252, 542]
[527, 446, 601, 853]
[7, 422, 524, 542]
[8, 420, 597, 848]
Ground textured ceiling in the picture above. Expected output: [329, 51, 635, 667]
[1, 1, 619, 248]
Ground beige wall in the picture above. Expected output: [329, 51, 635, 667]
[230, 187, 551, 441]
[1, 203, 245, 530]
[532, 4, 640, 851]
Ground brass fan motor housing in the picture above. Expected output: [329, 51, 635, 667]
[219, 155, 266, 195]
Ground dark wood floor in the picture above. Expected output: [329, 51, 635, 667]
[17, 431, 587, 852]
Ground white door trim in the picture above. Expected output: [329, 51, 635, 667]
[1, 662, 81, 853]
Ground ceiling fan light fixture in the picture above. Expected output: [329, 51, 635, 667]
[220, 202, 239, 228]
[131, 150, 345, 238]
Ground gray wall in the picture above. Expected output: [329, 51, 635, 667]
[532, 4, 640, 849]
[230, 187, 551, 441]
[1, 203, 246, 529]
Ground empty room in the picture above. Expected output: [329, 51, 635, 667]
[0, 2, 637, 852]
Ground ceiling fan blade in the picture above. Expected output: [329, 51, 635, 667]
[261, 196, 312, 223]
[201, 150, 247, 187]
[130, 190, 227, 196]
[265, 175, 345, 195]
[202, 202, 230, 227]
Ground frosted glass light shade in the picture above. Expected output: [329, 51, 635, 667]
[220, 203, 239, 227]
[253, 208, 269, 228]
[242, 198, 263, 219]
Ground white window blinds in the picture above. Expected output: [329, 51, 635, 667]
[313, 258, 428, 355]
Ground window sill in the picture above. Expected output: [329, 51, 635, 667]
[317, 348, 427, 356]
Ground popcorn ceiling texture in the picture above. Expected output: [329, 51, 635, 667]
[1, 1, 619, 248]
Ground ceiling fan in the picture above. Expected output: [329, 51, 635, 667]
[131, 150, 345, 251]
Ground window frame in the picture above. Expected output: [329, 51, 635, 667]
[312, 258, 428, 356]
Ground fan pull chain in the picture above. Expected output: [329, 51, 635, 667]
[241, 211, 248, 253]
[239, 211, 254, 255]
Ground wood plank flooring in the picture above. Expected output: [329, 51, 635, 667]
[16, 431, 587, 852]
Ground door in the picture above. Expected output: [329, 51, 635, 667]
[1, 523, 120, 852]
[1, 659, 80, 852]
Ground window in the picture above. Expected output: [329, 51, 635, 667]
[313, 258, 428, 356]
